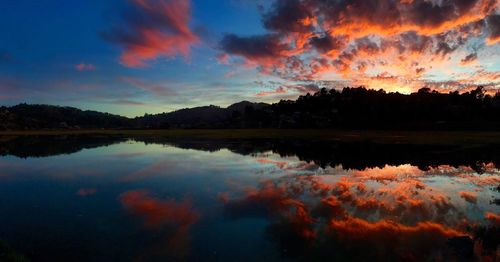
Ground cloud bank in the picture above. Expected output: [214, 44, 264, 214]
[220, 0, 500, 94]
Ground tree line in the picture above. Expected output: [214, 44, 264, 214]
[1, 86, 499, 130]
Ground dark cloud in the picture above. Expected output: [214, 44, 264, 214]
[220, 34, 288, 60]
[354, 37, 381, 55]
[435, 42, 458, 58]
[461, 53, 478, 65]
[262, 0, 313, 33]
[407, 0, 456, 28]
[309, 35, 346, 54]
[486, 14, 500, 44]
[398, 31, 433, 53]
[307, 0, 403, 36]
[288, 83, 321, 94]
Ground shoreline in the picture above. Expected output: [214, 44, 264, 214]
[1, 129, 500, 146]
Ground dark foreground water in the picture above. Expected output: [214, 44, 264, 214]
[0, 136, 499, 261]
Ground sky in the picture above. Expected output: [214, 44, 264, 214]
[0, 0, 499, 117]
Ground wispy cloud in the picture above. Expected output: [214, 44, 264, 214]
[75, 63, 95, 71]
[121, 76, 176, 97]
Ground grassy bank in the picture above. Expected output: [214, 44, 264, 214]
[1, 129, 500, 146]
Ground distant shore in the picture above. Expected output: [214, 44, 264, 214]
[1, 129, 500, 146]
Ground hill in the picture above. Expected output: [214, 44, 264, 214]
[0, 104, 131, 130]
[134, 101, 270, 128]
[1, 87, 500, 130]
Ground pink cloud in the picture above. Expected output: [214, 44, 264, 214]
[104, 0, 199, 67]
[217, 53, 230, 65]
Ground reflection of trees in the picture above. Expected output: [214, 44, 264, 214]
[0, 240, 30, 262]
[1, 136, 499, 171]
[137, 137, 500, 171]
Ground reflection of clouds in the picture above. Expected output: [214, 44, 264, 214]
[427, 164, 500, 187]
[485, 212, 500, 226]
[350, 164, 424, 183]
[120, 190, 199, 228]
[222, 162, 500, 260]
[76, 188, 97, 197]
[459, 191, 478, 204]
[256, 158, 288, 169]
[256, 157, 320, 174]
[0, 159, 19, 177]
[327, 217, 462, 258]
[120, 190, 199, 260]
[109, 152, 146, 159]
[121, 161, 174, 181]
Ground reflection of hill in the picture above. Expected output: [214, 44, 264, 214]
[136, 137, 500, 171]
[1, 135, 499, 170]
[0, 136, 127, 158]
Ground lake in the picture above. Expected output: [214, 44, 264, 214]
[0, 136, 499, 261]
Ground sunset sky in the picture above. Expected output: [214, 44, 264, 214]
[1, 0, 499, 116]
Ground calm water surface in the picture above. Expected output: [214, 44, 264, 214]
[0, 137, 499, 261]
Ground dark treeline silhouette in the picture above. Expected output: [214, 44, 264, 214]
[135, 86, 500, 129]
[270, 86, 500, 130]
[2, 135, 499, 172]
[0, 104, 130, 130]
[136, 101, 269, 129]
[1, 86, 499, 130]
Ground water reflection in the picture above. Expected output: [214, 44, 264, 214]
[222, 163, 499, 260]
[120, 190, 199, 261]
[0, 136, 498, 261]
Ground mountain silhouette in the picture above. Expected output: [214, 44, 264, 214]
[1, 87, 499, 130]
